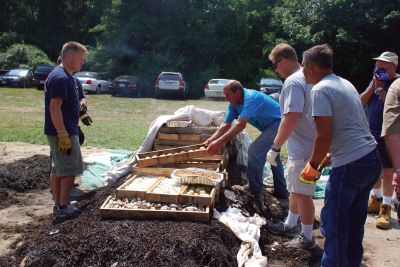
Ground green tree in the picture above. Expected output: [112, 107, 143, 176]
[0, 43, 52, 69]
[270, 0, 400, 89]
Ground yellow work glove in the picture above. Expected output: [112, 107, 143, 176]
[57, 131, 72, 155]
[300, 162, 320, 184]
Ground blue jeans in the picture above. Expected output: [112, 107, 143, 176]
[321, 149, 381, 267]
[247, 123, 287, 196]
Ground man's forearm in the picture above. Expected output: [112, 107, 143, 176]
[208, 123, 230, 143]
[360, 86, 375, 107]
[273, 113, 299, 148]
[50, 108, 66, 133]
[218, 121, 246, 144]
[309, 134, 331, 170]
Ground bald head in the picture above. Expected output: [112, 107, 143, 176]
[225, 80, 243, 93]
[224, 80, 243, 106]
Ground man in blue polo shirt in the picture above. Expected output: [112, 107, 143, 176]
[45, 41, 87, 221]
[206, 80, 287, 212]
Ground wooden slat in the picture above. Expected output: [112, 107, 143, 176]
[137, 144, 210, 167]
[154, 139, 201, 146]
[156, 133, 210, 141]
[132, 166, 175, 177]
[158, 126, 217, 135]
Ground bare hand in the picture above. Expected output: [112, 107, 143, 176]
[372, 77, 385, 89]
[207, 139, 223, 155]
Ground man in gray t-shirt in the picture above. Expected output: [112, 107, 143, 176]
[302, 44, 380, 267]
[266, 43, 316, 250]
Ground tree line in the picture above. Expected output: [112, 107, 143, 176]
[1, 0, 399, 97]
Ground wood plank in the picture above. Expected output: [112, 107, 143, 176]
[132, 166, 174, 177]
[158, 126, 218, 135]
[154, 139, 202, 146]
[137, 145, 210, 167]
[156, 133, 210, 141]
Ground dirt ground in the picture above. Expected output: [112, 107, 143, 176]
[0, 141, 399, 266]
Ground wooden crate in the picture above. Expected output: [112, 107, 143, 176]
[157, 133, 211, 142]
[116, 174, 161, 199]
[100, 196, 210, 222]
[146, 177, 182, 204]
[158, 126, 217, 135]
[137, 144, 210, 167]
[179, 185, 216, 206]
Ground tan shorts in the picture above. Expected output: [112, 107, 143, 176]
[47, 135, 83, 177]
[287, 158, 316, 196]
[382, 79, 400, 136]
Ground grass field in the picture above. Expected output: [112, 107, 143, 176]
[0, 87, 262, 150]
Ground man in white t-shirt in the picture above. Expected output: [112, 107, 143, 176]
[302, 44, 380, 267]
[266, 43, 316, 250]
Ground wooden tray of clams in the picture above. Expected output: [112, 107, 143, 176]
[116, 173, 162, 199]
[100, 196, 211, 222]
[179, 185, 216, 206]
[136, 144, 212, 167]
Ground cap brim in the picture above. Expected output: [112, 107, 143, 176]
[373, 56, 392, 63]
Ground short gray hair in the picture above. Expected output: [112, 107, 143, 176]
[302, 44, 333, 69]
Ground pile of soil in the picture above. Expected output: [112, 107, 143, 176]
[0, 156, 320, 266]
[0, 155, 50, 192]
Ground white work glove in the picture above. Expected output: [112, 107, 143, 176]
[266, 149, 279, 167]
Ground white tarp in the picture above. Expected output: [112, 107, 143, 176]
[214, 207, 268, 267]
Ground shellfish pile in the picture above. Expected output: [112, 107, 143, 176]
[105, 196, 206, 212]
[184, 186, 210, 196]
[125, 175, 158, 191]
[151, 178, 181, 194]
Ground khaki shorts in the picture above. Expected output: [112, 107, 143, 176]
[47, 135, 83, 177]
[287, 158, 316, 196]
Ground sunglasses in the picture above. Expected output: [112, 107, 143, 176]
[273, 58, 284, 69]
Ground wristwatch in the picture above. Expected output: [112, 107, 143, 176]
[271, 144, 281, 152]
[376, 87, 384, 92]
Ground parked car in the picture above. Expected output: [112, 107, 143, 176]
[73, 71, 110, 94]
[154, 72, 187, 99]
[204, 79, 229, 99]
[110, 75, 140, 97]
[256, 77, 283, 102]
[0, 68, 34, 88]
[33, 64, 56, 90]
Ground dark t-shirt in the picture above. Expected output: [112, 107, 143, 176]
[367, 78, 399, 139]
[44, 66, 80, 136]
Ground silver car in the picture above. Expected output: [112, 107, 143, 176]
[204, 79, 229, 99]
[73, 71, 110, 94]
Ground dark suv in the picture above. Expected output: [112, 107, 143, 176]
[33, 64, 56, 90]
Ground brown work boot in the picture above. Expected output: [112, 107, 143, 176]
[368, 195, 382, 214]
[376, 204, 391, 230]
[232, 183, 249, 193]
